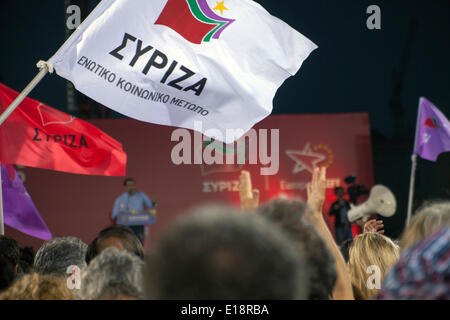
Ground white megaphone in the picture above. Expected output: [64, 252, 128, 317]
[347, 185, 397, 222]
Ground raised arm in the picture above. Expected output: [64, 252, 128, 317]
[238, 170, 260, 211]
[307, 167, 354, 300]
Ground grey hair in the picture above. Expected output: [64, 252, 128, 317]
[34, 237, 87, 276]
[79, 247, 144, 300]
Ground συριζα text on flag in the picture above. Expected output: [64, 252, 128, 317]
[0, 82, 127, 176]
[48, 0, 317, 144]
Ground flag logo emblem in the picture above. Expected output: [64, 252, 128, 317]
[424, 118, 440, 129]
[200, 139, 248, 176]
[155, 0, 235, 44]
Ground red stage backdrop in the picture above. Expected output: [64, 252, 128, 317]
[5, 113, 373, 250]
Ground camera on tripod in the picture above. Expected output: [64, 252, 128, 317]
[344, 175, 370, 205]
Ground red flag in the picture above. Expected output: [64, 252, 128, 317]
[0, 82, 126, 176]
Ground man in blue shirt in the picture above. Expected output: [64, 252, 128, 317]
[112, 178, 154, 244]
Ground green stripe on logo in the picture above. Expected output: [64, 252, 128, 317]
[186, 0, 227, 42]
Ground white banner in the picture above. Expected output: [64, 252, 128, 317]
[49, 0, 317, 143]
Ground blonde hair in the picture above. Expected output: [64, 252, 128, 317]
[348, 233, 400, 300]
[400, 200, 450, 250]
[0, 273, 76, 300]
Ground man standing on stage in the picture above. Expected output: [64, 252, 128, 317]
[329, 187, 353, 245]
[112, 178, 154, 244]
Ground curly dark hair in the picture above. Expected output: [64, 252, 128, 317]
[0, 255, 15, 292]
[18, 247, 35, 274]
[0, 236, 20, 267]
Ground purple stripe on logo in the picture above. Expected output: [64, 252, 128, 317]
[197, 0, 235, 39]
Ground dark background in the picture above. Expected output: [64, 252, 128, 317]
[0, 0, 449, 239]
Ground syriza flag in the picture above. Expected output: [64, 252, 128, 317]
[0, 82, 127, 176]
[48, 0, 317, 143]
[413, 98, 450, 161]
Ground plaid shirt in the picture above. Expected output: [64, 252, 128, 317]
[378, 227, 450, 300]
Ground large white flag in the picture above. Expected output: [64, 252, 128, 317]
[49, 0, 317, 143]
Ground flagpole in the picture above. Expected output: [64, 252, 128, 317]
[406, 154, 418, 226]
[0, 63, 50, 127]
[0, 62, 50, 234]
[405, 99, 424, 227]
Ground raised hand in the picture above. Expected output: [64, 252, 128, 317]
[363, 219, 384, 234]
[306, 166, 355, 299]
[307, 166, 327, 217]
[238, 170, 260, 210]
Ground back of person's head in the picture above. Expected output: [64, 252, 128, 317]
[0, 235, 20, 269]
[400, 199, 450, 250]
[378, 227, 450, 300]
[18, 247, 35, 274]
[34, 237, 87, 277]
[257, 199, 337, 299]
[85, 226, 144, 264]
[145, 205, 308, 299]
[0, 273, 75, 300]
[80, 247, 144, 300]
[0, 255, 15, 292]
[348, 232, 400, 300]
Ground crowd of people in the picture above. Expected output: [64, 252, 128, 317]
[0, 167, 448, 300]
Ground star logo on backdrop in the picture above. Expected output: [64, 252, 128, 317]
[213, 1, 228, 15]
[286, 143, 326, 174]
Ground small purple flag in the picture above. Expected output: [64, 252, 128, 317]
[1, 165, 52, 240]
[413, 98, 450, 162]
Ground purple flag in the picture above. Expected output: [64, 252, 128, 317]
[1, 165, 52, 240]
[413, 98, 450, 162]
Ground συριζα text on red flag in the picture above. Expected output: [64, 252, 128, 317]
[0, 82, 127, 176]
